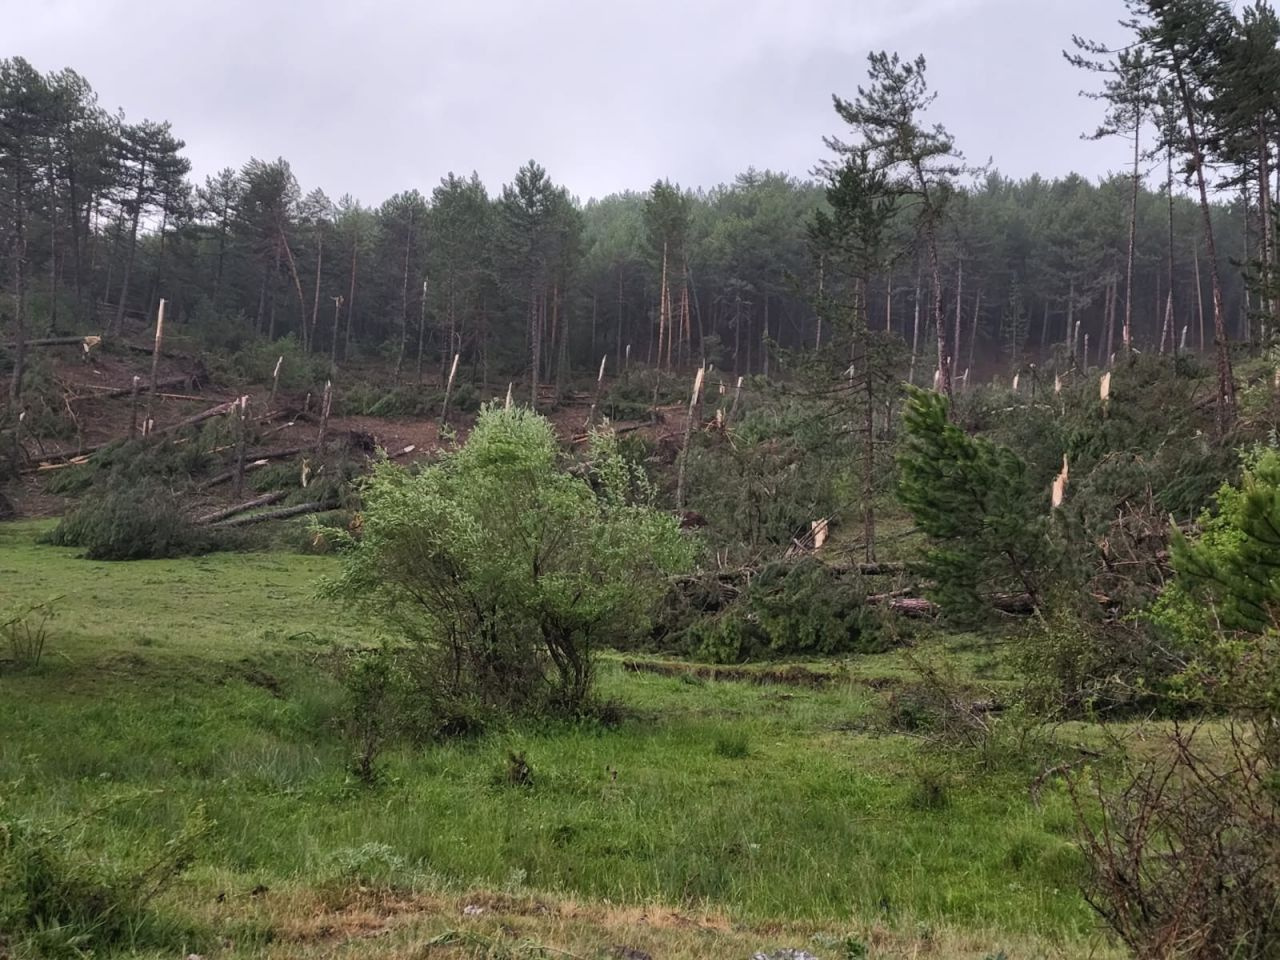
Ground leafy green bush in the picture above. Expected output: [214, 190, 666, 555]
[321, 408, 693, 722]
[42, 482, 219, 561]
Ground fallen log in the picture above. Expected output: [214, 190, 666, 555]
[869, 594, 938, 619]
[67, 375, 191, 402]
[195, 491, 286, 525]
[4, 336, 92, 349]
[156, 399, 239, 436]
[200, 447, 303, 489]
[211, 500, 338, 528]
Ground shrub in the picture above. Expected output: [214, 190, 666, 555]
[1018, 611, 1187, 719]
[42, 482, 219, 561]
[321, 407, 694, 722]
[1152, 447, 1280, 722]
[1071, 724, 1280, 959]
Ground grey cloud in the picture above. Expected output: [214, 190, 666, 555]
[7, 0, 1128, 202]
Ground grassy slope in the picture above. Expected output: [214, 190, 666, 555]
[0, 522, 1118, 958]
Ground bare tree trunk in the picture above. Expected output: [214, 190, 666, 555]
[329, 297, 342, 371]
[1194, 241, 1206, 352]
[815, 253, 825, 350]
[279, 230, 309, 346]
[416, 278, 427, 383]
[394, 218, 412, 382]
[863, 360, 876, 562]
[1124, 106, 1140, 356]
[529, 279, 541, 409]
[967, 288, 982, 376]
[615, 265, 625, 372]
[344, 239, 358, 361]
[951, 258, 963, 381]
[675, 366, 705, 512]
[1166, 141, 1177, 354]
[884, 272, 893, 333]
[909, 272, 921, 386]
[762, 293, 770, 380]
[143, 299, 166, 431]
[440, 354, 460, 424]
[112, 159, 147, 337]
[658, 240, 668, 371]
[8, 178, 27, 402]
[1260, 126, 1274, 332]
[1173, 65, 1235, 428]
[308, 233, 323, 353]
[1105, 279, 1116, 366]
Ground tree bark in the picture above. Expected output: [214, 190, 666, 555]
[1171, 62, 1235, 428]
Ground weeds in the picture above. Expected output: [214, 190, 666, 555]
[1, 597, 60, 670]
[0, 802, 210, 957]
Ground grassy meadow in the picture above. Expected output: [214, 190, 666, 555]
[0, 520, 1119, 959]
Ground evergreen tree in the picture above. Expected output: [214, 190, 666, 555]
[898, 387, 1051, 620]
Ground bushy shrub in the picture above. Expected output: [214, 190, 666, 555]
[321, 408, 694, 722]
[42, 482, 219, 561]
[1072, 724, 1280, 959]
[1017, 611, 1185, 719]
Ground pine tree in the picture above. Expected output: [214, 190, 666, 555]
[897, 387, 1050, 620]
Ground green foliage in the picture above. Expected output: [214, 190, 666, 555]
[897, 387, 1051, 621]
[333, 642, 406, 783]
[712, 732, 750, 759]
[0, 598, 57, 671]
[685, 392, 858, 559]
[42, 482, 219, 561]
[1154, 448, 1280, 721]
[44, 427, 231, 497]
[322, 406, 693, 720]
[1017, 612, 1184, 718]
[224, 334, 329, 392]
[665, 559, 889, 663]
[0, 804, 208, 957]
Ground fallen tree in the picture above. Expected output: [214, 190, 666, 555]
[194, 491, 287, 525]
[210, 500, 338, 528]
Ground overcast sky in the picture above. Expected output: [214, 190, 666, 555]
[10, 0, 1132, 204]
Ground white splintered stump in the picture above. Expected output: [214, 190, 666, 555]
[1051, 455, 1069, 510]
[145, 299, 167, 428]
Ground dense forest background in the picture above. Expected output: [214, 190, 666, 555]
[0, 33, 1269, 403]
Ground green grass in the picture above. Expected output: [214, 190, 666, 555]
[0, 521, 1109, 958]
